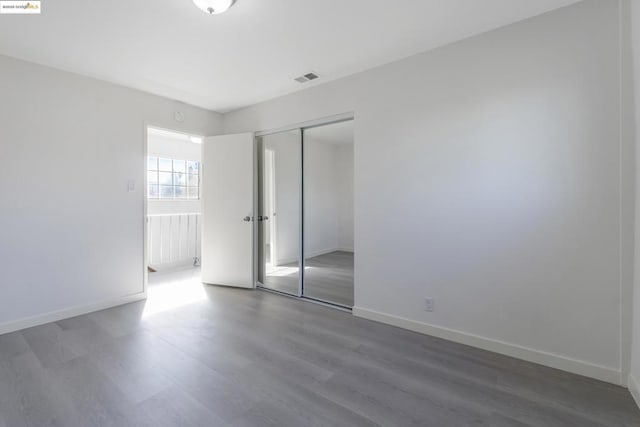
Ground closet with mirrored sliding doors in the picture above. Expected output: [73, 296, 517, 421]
[255, 118, 354, 309]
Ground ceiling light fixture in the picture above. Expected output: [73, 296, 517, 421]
[192, 0, 236, 15]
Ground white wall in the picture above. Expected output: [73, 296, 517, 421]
[336, 143, 354, 252]
[0, 54, 222, 331]
[304, 140, 339, 257]
[224, 0, 633, 384]
[628, 0, 640, 405]
[304, 137, 354, 256]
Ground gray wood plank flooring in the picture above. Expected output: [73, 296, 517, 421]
[263, 251, 354, 307]
[304, 251, 354, 307]
[1, 268, 639, 426]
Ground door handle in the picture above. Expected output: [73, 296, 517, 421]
[243, 216, 251, 222]
[257, 215, 269, 221]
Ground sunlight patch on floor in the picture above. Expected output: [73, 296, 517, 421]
[143, 269, 207, 318]
[266, 263, 314, 277]
[266, 264, 299, 277]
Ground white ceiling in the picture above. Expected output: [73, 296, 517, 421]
[0, 0, 579, 113]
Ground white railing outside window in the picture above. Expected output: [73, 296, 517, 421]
[147, 213, 201, 270]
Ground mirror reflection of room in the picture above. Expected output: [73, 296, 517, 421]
[303, 120, 354, 307]
[258, 129, 301, 296]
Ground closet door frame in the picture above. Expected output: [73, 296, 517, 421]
[255, 112, 354, 310]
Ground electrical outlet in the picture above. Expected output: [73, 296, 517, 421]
[424, 297, 434, 312]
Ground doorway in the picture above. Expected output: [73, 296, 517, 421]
[256, 119, 354, 308]
[144, 126, 206, 315]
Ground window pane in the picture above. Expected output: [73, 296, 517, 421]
[148, 184, 159, 198]
[147, 171, 158, 185]
[174, 172, 186, 186]
[159, 172, 172, 185]
[160, 186, 174, 198]
[159, 158, 172, 172]
[148, 156, 158, 171]
[187, 161, 199, 174]
[173, 160, 186, 173]
[188, 187, 199, 199]
[174, 186, 187, 199]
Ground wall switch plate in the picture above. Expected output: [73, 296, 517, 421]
[128, 180, 136, 192]
[424, 297, 434, 312]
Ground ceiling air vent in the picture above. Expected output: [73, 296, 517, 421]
[294, 72, 320, 83]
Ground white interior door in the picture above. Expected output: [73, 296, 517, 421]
[201, 133, 254, 288]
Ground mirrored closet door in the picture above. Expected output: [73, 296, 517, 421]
[302, 121, 354, 307]
[303, 120, 353, 307]
[256, 129, 302, 296]
[256, 119, 354, 308]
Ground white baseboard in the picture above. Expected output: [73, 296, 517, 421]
[305, 247, 339, 259]
[337, 247, 354, 253]
[274, 256, 298, 266]
[629, 374, 640, 410]
[150, 259, 197, 272]
[0, 292, 147, 336]
[353, 306, 622, 385]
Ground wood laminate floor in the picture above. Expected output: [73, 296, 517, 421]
[0, 268, 639, 426]
[262, 251, 354, 307]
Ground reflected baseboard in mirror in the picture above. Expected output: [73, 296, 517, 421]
[303, 250, 354, 307]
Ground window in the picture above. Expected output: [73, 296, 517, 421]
[147, 156, 200, 200]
